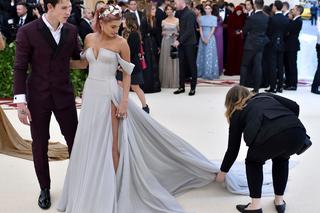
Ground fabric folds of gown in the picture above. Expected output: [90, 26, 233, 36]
[0, 107, 68, 161]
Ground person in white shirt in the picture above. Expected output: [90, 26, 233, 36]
[282, 1, 290, 17]
[127, 0, 142, 26]
[13, 0, 81, 210]
[245, 0, 255, 16]
[15, 2, 34, 27]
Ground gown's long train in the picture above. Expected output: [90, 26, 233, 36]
[56, 48, 274, 213]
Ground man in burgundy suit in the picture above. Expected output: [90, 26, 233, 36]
[13, 0, 81, 209]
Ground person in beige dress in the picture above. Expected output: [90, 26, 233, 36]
[159, 5, 179, 88]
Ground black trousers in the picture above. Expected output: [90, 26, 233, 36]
[269, 50, 284, 90]
[312, 44, 320, 90]
[178, 44, 198, 90]
[311, 14, 317, 25]
[29, 99, 78, 189]
[284, 51, 298, 87]
[240, 49, 263, 91]
[245, 127, 305, 198]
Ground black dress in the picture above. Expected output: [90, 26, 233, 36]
[140, 18, 161, 93]
[116, 31, 144, 85]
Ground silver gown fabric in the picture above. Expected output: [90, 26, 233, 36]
[56, 48, 273, 213]
[56, 48, 218, 213]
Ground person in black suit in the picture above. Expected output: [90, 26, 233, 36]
[78, 7, 93, 45]
[127, 0, 144, 27]
[216, 85, 307, 213]
[245, 0, 255, 16]
[173, 0, 198, 96]
[155, 0, 167, 49]
[15, 2, 35, 28]
[282, 1, 290, 17]
[310, 3, 318, 26]
[312, 29, 320, 94]
[240, 0, 269, 93]
[265, 1, 289, 93]
[218, 0, 231, 69]
[284, 5, 303, 91]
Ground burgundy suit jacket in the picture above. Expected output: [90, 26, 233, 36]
[13, 18, 81, 109]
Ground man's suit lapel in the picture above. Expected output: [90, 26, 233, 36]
[55, 26, 69, 56]
[37, 18, 58, 51]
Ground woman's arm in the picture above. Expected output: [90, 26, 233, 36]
[70, 34, 90, 70]
[117, 38, 131, 116]
[220, 111, 243, 173]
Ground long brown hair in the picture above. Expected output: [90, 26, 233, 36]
[224, 85, 254, 123]
[122, 13, 141, 40]
[145, 3, 156, 28]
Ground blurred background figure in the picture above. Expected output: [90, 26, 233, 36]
[159, 4, 179, 88]
[78, 7, 93, 45]
[225, 5, 245, 76]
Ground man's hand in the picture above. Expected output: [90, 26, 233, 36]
[17, 103, 32, 125]
[173, 40, 180, 48]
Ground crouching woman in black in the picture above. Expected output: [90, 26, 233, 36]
[216, 85, 306, 213]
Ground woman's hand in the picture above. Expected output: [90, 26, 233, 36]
[116, 100, 128, 119]
[215, 171, 226, 183]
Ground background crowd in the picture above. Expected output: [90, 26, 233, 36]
[0, 0, 319, 95]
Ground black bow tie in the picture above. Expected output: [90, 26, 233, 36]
[220, 9, 224, 12]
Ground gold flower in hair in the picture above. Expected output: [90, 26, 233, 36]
[99, 5, 122, 18]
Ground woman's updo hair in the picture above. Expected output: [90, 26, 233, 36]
[94, 5, 122, 33]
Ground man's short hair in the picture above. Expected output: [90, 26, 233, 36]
[274, 0, 283, 11]
[283, 1, 290, 9]
[254, 0, 264, 9]
[44, 0, 61, 12]
[295, 5, 304, 15]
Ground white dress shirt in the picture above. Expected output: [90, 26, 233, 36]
[14, 14, 64, 104]
[219, 8, 226, 21]
[293, 15, 301, 21]
[19, 14, 27, 26]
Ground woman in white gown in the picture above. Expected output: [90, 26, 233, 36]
[56, 5, 219, 213]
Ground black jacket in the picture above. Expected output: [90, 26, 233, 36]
[176, 6, 197, 46]
[220, 93, 305, 172]
[285, 17, 302, 52]
[243, 11, 269, 50]
[266, 13, 289, 51]
[78, 18, 93, 44]
[155, 7, 166, 48]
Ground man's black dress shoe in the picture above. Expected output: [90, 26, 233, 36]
[142, 105, 150, 114]
[265, 89, 277, 93]
[277, 87, 283, 93]
[311, 89, 320, 95]
[173, 88, 185, 94]
[188, 89, 196, 96]
[275, 201, 286, 213]
[284, 86, 297, 91]
[236, 203, 263, 213]
[38, 188, 51, 209]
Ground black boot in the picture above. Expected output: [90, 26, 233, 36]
[142, 105, 150, 114]
[38, 188, 51, 209]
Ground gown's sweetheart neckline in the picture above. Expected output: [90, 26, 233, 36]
[87, 47, 119, 61]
